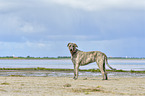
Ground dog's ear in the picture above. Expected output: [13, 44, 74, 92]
[74, 43, 78, 47]
[67, 43, 71, 47]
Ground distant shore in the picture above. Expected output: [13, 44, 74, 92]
[0, 56, 145, 60]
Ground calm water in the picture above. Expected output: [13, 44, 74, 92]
[0, 59, 145, 71]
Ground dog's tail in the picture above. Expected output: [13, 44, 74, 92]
[105, 56, 116, 71]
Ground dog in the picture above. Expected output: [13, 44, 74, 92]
[67, 42, 116, 80]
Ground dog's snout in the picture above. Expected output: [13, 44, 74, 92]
[70, 49, 72, 51]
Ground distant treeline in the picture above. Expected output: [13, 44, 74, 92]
[0, 56, 144, 59]
[0, 56, 71, 59]
[108, 57, 145, 59]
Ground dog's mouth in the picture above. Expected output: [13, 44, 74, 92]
[70, 48, 77, 55]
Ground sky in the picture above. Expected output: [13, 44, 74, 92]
[0, 0, 145, 57]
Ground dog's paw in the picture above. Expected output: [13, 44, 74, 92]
[73, 77, 78, 80]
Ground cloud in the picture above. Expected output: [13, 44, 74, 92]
[20, 23, 34, 33]
[25, 41, 47, 48]
[19, 22, 46, 33]
[0, 41, 53, 56]
[0, 1, 16, 11]
[1, 0, 144, 12]
[49, 0, 145, 11]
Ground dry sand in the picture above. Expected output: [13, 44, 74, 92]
[0, 77, 144, 96]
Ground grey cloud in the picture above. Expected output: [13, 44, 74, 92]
[0, 0, 144, 43]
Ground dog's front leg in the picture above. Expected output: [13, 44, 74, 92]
[73, 63, 79, 80]
[73, 64, 76, 79]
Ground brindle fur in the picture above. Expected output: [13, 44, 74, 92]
[67, 43, 116, 80]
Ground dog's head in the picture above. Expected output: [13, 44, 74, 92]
[67, 43, 78, 54]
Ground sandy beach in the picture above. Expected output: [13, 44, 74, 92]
[0, 76, 144, 96]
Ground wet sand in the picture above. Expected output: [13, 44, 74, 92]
[0, 76, 144, 96]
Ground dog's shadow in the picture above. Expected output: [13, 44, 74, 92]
[81, 78, 119, 81]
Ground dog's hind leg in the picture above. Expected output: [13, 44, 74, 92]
[96, 59, 108, 80]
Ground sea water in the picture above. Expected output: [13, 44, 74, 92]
[0, 59, 145, 71]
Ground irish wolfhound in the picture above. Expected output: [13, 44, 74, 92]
[67, 43, 116, 80]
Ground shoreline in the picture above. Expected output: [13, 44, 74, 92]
[0, 70, 144, 78]
[0, 68, 145, 73]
